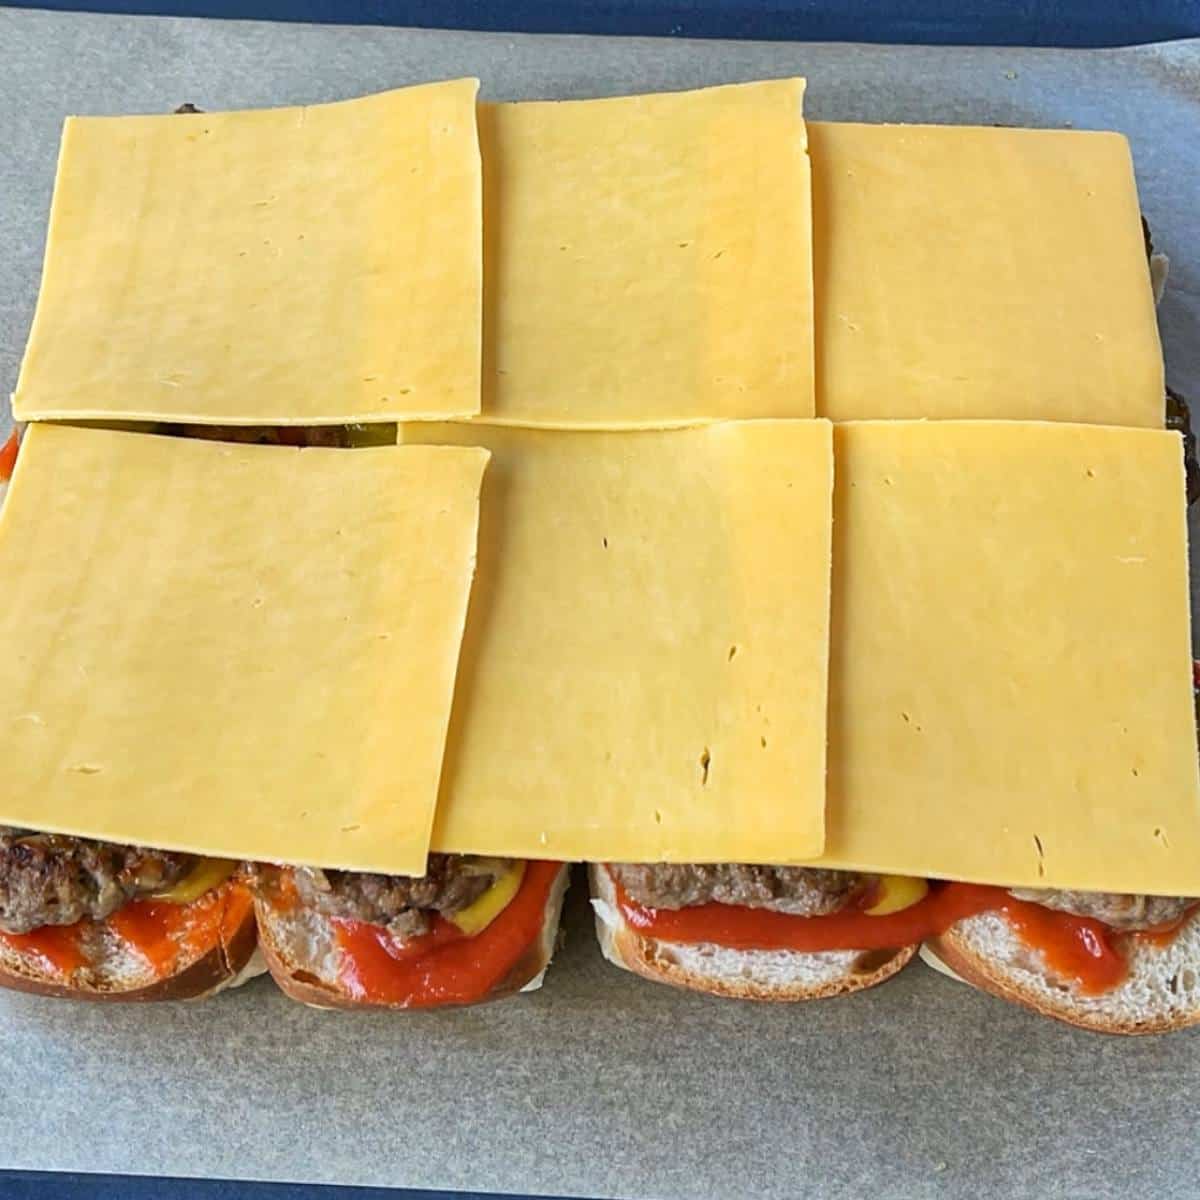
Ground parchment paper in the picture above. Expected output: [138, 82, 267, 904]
[1, 10, 1199, 1199]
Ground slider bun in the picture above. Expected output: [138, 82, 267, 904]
[0, 885, 262, 1002]
[589, 864, 915, 1001]
[256, 864, 570, 1010]
[925, 909, 1200, 1035]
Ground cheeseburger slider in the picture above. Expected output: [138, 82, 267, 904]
[918, 663, 1200, 1035]
[923, 885, 1200, 1034]
[0, 827, 259, 1001]
[591, 863, 928, 1001]
[253, 856, 568, 1009]
[593, 859, 1200, 1032]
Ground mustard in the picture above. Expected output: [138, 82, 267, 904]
[447, 861, 527, 936]
[149, 857, 238, 904]
[865, 874, 929, 916]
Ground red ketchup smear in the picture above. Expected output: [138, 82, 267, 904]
[611, 873, 1172, 995]
[0, 431, 17, 482]
[996, 896, 1127, 995]
[109, 881, 252, 977]
[0, 923, 87, 977]
[0, 882, 252, 982]
[613, 874, 1001, 953]
[330, 860, 560, 1008]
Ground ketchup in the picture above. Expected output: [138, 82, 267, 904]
[0, 882, 252, 982]
[333, 916, 467, 985]
[996, 896, 1127, 994]
[612, 874, 1181, 996]
[614, 876, 1001, 953]
[0, 924, 87, 977]
[108, 902, 181, 974]
[109, 881, 251, 977]
[0, 431, 16, 482]
[330, 860, 560, 1008]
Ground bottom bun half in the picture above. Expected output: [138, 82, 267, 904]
[589, 865, 916, 1001]
[925, 909, 1200, 1035]
[0, 886, 263, 1002]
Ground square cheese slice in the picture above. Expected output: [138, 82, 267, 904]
[479, 80, 813, 427]
[13, 80, 482, 426]
[817, 421, 1200, 894]
[400, 419, 833, 861]
[0, 424, 488, 875]
[810, 122, 1163, 426]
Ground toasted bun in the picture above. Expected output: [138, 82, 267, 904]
[925, 908, 1200, 1035]
[256, 864, 570, 1010]
[589, 865, 916, 1001]
[0, 883, 263, 1002]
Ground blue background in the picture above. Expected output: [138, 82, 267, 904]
[6, 0, 1200, 44]
[3, 2, 1199, 1199]
[0, 1174, 571, 1199]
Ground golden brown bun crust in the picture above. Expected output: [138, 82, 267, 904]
[257, 864, 569, 1011]
[0, 887, 259, 1002]
[927, 921, 1200, 1036]
[591, 864, 916, 1001]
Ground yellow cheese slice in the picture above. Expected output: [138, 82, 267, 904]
[400, 419, 833, 861]
[478, 80, 813, 427]
[817, 421, 1200, 894]
[810, 122, 1163, 426]
[13, 81, 482, 426]
[0, 424, 488, 875]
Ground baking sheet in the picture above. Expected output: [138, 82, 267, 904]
[1, 10, 1199, 1199]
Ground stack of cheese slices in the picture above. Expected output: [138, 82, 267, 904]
[0, 77, 1196, 1035]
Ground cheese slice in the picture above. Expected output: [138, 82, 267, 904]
[810, 122, 1163, 426]
[478, 80, 813, 427]
[817, 421, 1200, 894]
[400, 419, 833, 861]
[13, 81, 482, 426]
[0, 424, 488, 875]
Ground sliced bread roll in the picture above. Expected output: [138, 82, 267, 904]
[257, 863, 569, 1010]
[0, 882, 263, 1002]
[589, 864, 916, 1001]
[925, 909, 1200, 1035]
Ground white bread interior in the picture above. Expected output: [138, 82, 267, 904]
[926, 908, 1200, 1035]
[257, 863, 569, 1010]
[590, 864, 915, 1001]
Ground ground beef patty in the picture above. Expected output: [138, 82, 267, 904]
[288, 854, 515, 939]
[611, 862, 867, 916]
[0, 827, 194, 935]
[1009, 888, 1194, 932]
[172, 424, 352, 447]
